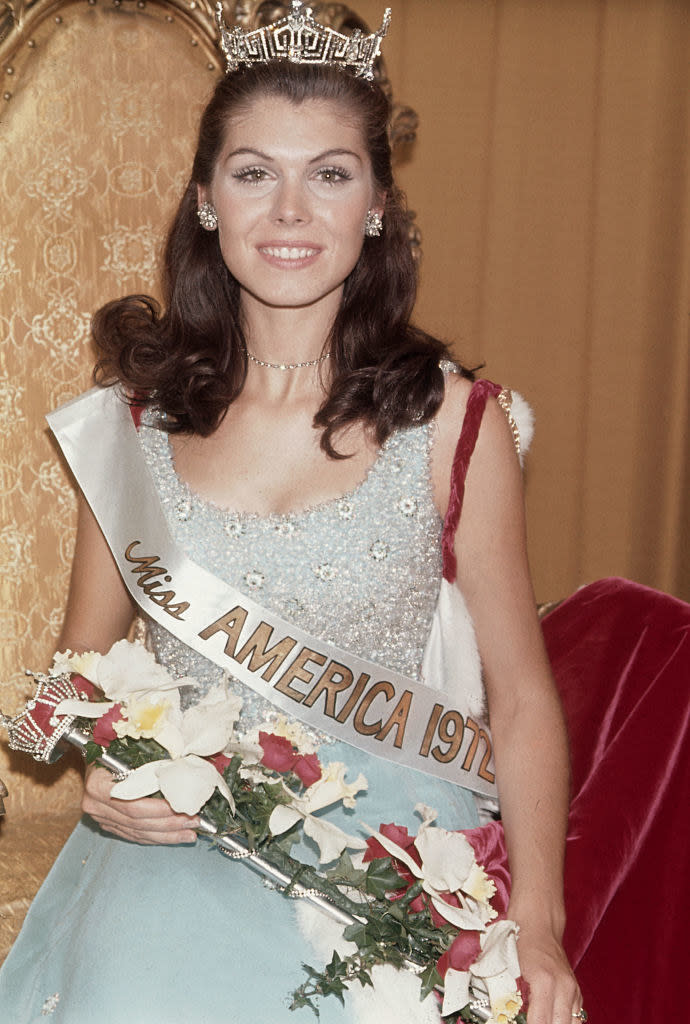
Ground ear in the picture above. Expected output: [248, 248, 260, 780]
[372, 190, 387, 218]
[196, 184, 208, 208]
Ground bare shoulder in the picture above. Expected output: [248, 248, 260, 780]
[430, 371, 472, 517]
[431, 372, 520, 518]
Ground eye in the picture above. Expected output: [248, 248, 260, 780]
[314, 166, 353, 185]
[232, 166, 271, 185]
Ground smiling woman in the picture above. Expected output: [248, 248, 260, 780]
[200, 97, 383, 327]
[0, 6, 586, 1024]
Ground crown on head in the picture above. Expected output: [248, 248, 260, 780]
[215, 2, 391, 81]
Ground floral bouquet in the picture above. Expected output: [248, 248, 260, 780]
[1, 640, 526, 1024]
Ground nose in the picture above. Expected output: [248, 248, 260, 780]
[271, 176, 311, 226]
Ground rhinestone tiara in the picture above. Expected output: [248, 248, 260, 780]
[215, 1, 392, 81]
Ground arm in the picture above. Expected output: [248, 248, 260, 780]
[62, 494, 199, 845]
[434, 382, 582, 1023]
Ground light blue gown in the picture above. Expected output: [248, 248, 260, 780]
[0, 412, 480, 1024]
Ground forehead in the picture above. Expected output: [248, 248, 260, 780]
[218, 94, 368, 161]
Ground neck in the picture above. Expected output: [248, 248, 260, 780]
[240, 290, 340, 369]
[240, 298, 338, 401]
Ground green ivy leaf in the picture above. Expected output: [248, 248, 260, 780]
[342, 921, 368, 946]
[365, 857, 407, 898]
[325, 850, 367, 888]
[419, 963, 442, 1001]
[84, 740, 103, 764]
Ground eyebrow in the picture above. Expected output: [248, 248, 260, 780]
[309, 148, 363, 165]
[226, 146, 363, 165]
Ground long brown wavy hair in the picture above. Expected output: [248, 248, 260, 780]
[93, 62, 470, 456]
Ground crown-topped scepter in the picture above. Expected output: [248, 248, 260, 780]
[1, 672, 93, 765]
[1, 678, 492, 1015]
[215, 1, 391, 79]
[1, 663, 498, 1020]
[0, 672, 366, 931]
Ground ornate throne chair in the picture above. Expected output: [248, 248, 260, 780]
[0, 0, 416, 965]
[0, 0, 223, 963]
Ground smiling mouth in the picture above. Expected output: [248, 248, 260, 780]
[259, 246, 319, 260]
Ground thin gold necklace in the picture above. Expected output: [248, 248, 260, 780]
[245, 349, 330, 371]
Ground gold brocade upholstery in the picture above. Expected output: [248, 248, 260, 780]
[0, 0, 221, 961]
[0, 0, 408, 967]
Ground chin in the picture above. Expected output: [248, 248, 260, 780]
[241, 279, 346, 313]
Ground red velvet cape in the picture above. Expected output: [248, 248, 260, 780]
[445, 381, 690, 1021]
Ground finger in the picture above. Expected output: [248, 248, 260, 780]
[94, 808, 199, 833]
[102, 822, 198, 845]
[83, 795, 199, 830]
[84, 775, 197, 822]
[547, 982, 582, 1024]
[85, 772, 179, 817]
[570, 993, 587, 1024]
[84, 765, 116, 799]
[110, 795, 199, 820]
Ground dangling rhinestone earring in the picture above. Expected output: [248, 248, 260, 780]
[364, 210, 383, 237]
[197, 202, 218, 231]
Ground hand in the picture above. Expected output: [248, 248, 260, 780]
[82, 765, 199, 845]
[515, 924, 583, 1024]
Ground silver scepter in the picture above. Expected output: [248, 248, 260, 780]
[0, 670, 361, 928]
[65, 727, 362, 928]
[1, 671, 491, 1020]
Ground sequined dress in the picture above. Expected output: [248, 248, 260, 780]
[0, 411, 482, 1024]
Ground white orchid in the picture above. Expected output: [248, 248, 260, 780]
[441, 968, 472, 1018]
[268, 761, 368, 863]
[52, 648, 102, 680]
[162, 688, 243, 760]
[53, 638, 245, 819]
[108, 686, 242, 814]
[111, 753, 233, 816]
[362, 809, 497, 932]
[54, 639, 188, 702]
[442, 920, 522, 1022]
[112, 690, 182, 747]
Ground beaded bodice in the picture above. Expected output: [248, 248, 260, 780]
[138, 414, 444, 729]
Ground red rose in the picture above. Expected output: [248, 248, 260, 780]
[209, 753, 233, 775]
[92, 704, 124, 748]
[436, 929, 482, 979]
[518, 976, 530, 1012]
[461, 821, 510, 917]
[382, 822, 418, 850]
[259, 731, 298, 772]
[364, 823, 420, 866]
[293, 753, 321, 787]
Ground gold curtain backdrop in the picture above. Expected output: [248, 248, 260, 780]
[356, 0, 689, 605]
[1, 0, 689, 733]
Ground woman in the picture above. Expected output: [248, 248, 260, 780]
[0, 8, 582, 1023]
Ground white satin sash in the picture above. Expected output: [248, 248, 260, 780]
[48, 387, 497, 798]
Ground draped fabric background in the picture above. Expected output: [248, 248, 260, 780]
[357, 0, 690, 604]
[0, 0, 688, 954]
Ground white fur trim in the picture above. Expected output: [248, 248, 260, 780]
[295, 903, 442, 1024]
[421, 579, 484, 719]
[509, 391, 534, 465]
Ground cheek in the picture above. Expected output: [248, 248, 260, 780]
[214, 199, 258, 258]
[323, 198, 370, 238]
